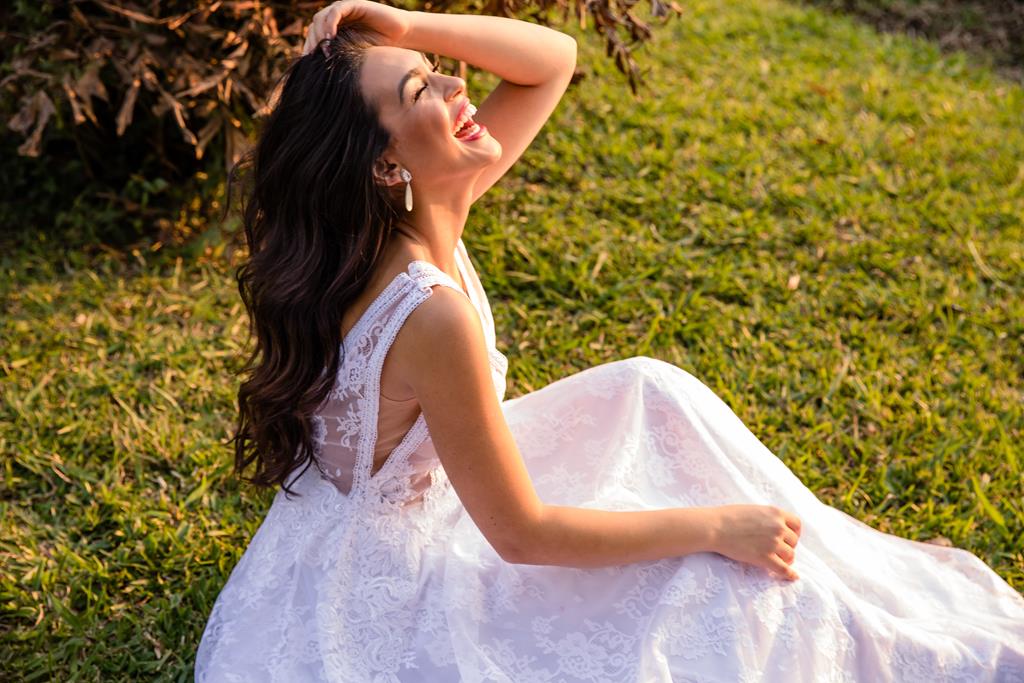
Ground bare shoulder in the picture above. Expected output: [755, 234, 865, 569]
[386, 284, 489, 390]
[408, 284, 480, 341]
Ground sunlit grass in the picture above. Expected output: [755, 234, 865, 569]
[2, 0, 1022, 678]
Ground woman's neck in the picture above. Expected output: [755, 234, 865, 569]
[389, 223, 454, 274]
[389, 187, 472, 273]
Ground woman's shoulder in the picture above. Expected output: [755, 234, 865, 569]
[386, 283, 488, 384]
[401, 283, 481, 348]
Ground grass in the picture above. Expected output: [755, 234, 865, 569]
[795, 0, 1024, 84]
[2, 0, 1023, 678]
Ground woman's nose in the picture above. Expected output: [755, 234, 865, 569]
[446, 76, 466, 101]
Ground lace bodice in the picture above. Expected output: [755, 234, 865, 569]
[308, 239, 508, 501]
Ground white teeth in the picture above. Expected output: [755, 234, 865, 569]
[453, 103, 478, 135]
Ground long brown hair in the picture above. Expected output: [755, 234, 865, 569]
[230, 28, 401, 494]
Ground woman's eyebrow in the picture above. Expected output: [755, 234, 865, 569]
[398, 54, 436, 104]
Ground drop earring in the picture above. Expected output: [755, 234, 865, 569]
[400, 168, 413, 212]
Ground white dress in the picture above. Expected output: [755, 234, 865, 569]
[196, 238, 1024, 682]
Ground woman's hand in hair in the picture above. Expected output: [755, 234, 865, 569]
[302, 0, 412, 55]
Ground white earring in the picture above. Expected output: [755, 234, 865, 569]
[400, 168, 413, 211]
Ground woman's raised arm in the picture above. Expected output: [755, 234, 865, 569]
[400, 12, 576, 203]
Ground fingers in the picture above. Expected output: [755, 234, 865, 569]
[773, 508, 800, 548]
[785, 512, 802, 537]
[323, 4, 345, 40]
[302, 24, 314, 55]
[301, 2, 345, 56]
[776, 544, 795, 563]
[302, 11, 326, 55]
[769, 553, 799, 581]
[314, 9, 332, 43]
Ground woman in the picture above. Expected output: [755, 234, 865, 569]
[195, 1, 1024, 680]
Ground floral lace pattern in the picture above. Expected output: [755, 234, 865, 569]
[196, 242, 1024, 682]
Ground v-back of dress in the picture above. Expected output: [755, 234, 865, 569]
[196, 238, 1024, 682]
[310, 238, 507, 496]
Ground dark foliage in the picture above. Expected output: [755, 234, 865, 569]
[0, 0, 681, 248]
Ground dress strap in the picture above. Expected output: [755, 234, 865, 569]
[406, 260, 469, 299]
[346, 260, 468, 498]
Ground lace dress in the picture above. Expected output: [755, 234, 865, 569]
[195, 238, 1024, 682]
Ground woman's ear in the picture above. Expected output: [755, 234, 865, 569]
[372, 155, 406, 189]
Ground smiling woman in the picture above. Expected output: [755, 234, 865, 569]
[193, 1, 1024, 681]
[355, 42, 505, 207]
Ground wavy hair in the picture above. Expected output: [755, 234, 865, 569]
[230, 27, 401, 494]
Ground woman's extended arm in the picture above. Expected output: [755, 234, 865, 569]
[388, 286, 802, 579]
[397, 10, 575, 87]
[305, 0, 576, 203]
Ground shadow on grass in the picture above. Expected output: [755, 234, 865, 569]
[793, 0, 1024, 83]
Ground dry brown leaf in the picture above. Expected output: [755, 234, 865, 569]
[117, 79, 141, 136]
[143, 32, 169, 47]
[235, 49, 253, 79]
[84, 36, 115, 62]
[228, 74, 262, 112]
[62, 73, 88, 125]
[7, 94, 37, 135]
[158, 89, 198, 146]
[77, 62, 110, 102]
[70, 5, 92, 29]
[225, 124, 251, 172]
[1, 57, 53, 88]
[167, 11, 197, 31]
[195, 114, 224, 160]
[216, 77, 232, 103]
[94, 0, 161, 25]
[71, 62, 110, 127]
[179, 71, 229, 98]
[136, 52, 160, 91]
[924, 536, 953, 547]
[8, 91, 56, 157]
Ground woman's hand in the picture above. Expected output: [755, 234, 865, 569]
[302, 0, 413, 55]
[711, 504, 803, 581]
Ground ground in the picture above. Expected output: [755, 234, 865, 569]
[2, 0, 1022, 679]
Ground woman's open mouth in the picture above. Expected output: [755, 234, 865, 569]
[453, 103, 487, 142]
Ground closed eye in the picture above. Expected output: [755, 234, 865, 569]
[414, 62, 442, 102]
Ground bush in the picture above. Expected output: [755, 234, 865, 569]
[0, 0, 681, 248]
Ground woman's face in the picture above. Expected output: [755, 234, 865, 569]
[359, 46, 501, 195]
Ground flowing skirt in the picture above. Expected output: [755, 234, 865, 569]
[196, 356, 1024, 682]
[440, 357, 1024, 682]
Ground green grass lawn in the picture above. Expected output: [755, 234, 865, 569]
[3, 0, 1022, 678]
